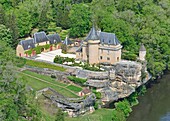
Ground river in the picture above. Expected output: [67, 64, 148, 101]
[127, 72, 170, 121]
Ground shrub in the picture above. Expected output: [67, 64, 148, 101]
[114, 100, 132, 118]
[67, 76, 87, 85]
[92, 89, 101, 99]
[51, 75, 56, 78]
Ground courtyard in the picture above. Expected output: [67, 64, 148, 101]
[34, 49, 76, 62]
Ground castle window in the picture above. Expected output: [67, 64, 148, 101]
[117, 57, 119, 61]
[100, 56, 103, 60]
[107, 57, 110, 60]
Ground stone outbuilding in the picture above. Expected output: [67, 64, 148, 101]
[76, 26, 122, 64]
[78, 88, 91, 96]
[16, 31, 61, 57]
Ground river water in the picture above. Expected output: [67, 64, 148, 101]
[127, 72, 170, 121]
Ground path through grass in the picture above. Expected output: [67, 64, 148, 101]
[19, 70, 82, 98]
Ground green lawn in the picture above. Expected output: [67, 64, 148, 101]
[19, 70, 80, 98]
[23, 70, 67, 87]
[66, 85, 82, 93]
[26, 59, 66, 71]
[65, 109, 114, 121]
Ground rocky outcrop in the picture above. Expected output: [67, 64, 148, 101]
[40, 88, 96, 117]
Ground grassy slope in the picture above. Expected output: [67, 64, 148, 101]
[26, 59, 66, 71]
[19, 70, 81, 98]
[65, 109, 113, 121]
[66, 85, 82, 93]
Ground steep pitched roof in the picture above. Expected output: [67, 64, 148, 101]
[99, 32, 120, 45]
[34, 31, 49, 43]
[85, 25, 99, 41]
[63, 36, 73, 45]
[140, 44, 146, 51]
[84, 26, 120, 45]
[81, 88, 91, 94]
[47, 34, 61, 44]
[19, 39, 35, 50]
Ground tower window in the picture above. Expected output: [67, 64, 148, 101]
[107, 57, 110, 60]
[101, 49, 103, 53]
[100, 56, 103, 60]
[117, 57, 119, 61]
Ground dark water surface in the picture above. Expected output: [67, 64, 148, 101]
[127, 72, 170, 121]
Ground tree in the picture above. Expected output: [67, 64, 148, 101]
[15, 4, 33, 37]
[69, 3, 92, 37]
[55, 108, 64, 121]
[0, 24, 12, 47]
[6, 12, 19, 48]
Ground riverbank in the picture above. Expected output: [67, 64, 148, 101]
[127, 71, 170, 121]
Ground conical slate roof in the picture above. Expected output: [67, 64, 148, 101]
[85, 25, 99, 41]
[140, 44, 146, 51]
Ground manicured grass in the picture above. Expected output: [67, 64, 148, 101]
[23, 70, 67, 87]
[66, 85, 82, 93]
[19, 72, 78, 98]
[65, 109, 114, 121]
[26, 59, 66, 71]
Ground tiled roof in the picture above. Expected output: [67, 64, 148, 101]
[85, 26, 120, 45]
[99, 32, 120, 45]
[34, 31, 49, 43]
[47, 34, 61, 44]
[19, 39, 35, 50]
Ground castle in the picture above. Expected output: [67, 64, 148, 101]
[76, 26, 146, 64]
[76, 26, 122, 64]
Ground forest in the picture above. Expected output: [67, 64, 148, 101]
[0, 0, 170, 120]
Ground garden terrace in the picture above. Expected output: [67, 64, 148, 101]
[19, 70, 81, 98]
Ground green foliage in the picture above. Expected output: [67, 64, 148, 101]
[54, 55, 75, 64]
[69, 4, 92, 37]
[0, 37, 43, 120]
[0, 24, 13, 47]
[92, 89, 101, 99]
[94, 102, 99, 110]
[66, 85, 82, 93]
[114, 100, 132, 118]
[127, 92, 139, 106]
[122, 51, 137, 61]
[67, 76, 87, 85]
[112, 109, 126, 121]
[55, 109, 64, 121]
[137, 85, 147, 96]
[26, 59, 66, 71]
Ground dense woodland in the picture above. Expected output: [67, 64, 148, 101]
[0, 0, 170, 120]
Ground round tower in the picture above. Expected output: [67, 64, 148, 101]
[85, 25, 100, 64]
[139, 44, 146, 61]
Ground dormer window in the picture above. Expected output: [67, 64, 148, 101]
[28, 45, 30, 49]
[109, 40, 111, 44]
[54, 39, 56, 43]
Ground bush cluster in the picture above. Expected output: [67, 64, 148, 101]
[54, 55, 75, 64]
[67, 76, 87, 85]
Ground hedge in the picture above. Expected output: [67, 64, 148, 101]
[67, 76, 87, 85]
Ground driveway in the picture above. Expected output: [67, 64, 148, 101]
[34, 49, 76, 62]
